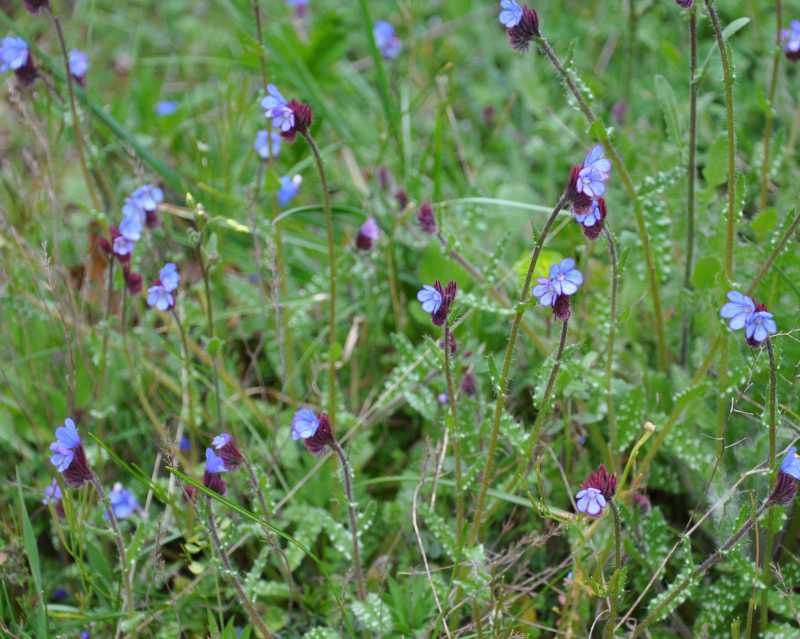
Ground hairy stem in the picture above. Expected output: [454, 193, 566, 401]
[330, 441, 367, 602]
[302, 132, 337, 424]
[603, 224, 619, 459]
[759, 0, 783, 211]
[205, 497, 273, 639]
[761, 337, 778, 632]
[443, 320, 464, 541]
[468, 194, 567, 546]
[606, 500, 623, 639]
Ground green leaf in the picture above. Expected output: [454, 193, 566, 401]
[16, 471, 48, 639]
[696, 17, 750, 84]
[655, 75, 683, 150]
[705, 135, 729, 187]
[692, 256, 723, 290]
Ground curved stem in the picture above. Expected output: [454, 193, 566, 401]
[49, 9, 101, 212]
[302, 132, 337, 424]
[443, 321, 464, 541]
[330, 441, 367, 602]
[605, 500, 623, 639]
[467, 194, 567, 546]
[706, 0, 737, 280]
[205, 497, 273, 639]
[759, 0, 782, 211]
[536, 37, 667, 371]
[680, 6, 699, 367]
[761, 337, 778, 633]
[603, 224, 619, 459]
[90, 476, 135, 639]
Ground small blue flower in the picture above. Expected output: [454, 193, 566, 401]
[180, 436, 191, 451]
[575, 199, 602, 227]
[498, 0, 524, 28]
[373, 21, 402, 60]
[549, 258, 583, 296]
[49, 418, 80, 472]
[417, 284, 443, 314]
[261, 84, 294, 132]
[212, 433, 231, 448]
[437, 393, 449, 404]
[68, 49, 89, 79]
[292, 408, 319, 441]
[146, 284, 174, 311]
[155, 100, 179, 116]
[745, 310, 777, 343]
[720, 290, 755, 331]
[277, 175, 302, 207]
[575, 487, 607, 516]
[0, 37, 29, 73]
[42, 478, 63, 505]
[80, 631, 91, 639]
[205, 448, 229, 473]
[113, 215, 142, 256]
[582, 145, 611, 176]
[106, 482, 139, 519]
[781, 20, 800, 60]
[532, 277, 558, 307]
[254, 130, 282, 160]
[780, 447, 800, 480]
[359, 216, 380, 240]
[159, 263, 180, 293]
[576, 167, 607, 198]
[132, 184, 164, 212]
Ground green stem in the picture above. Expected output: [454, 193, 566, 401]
[603, 224, 619, 461]
[467, 194, 567, 546]
[632, 500, 772, 637]
[680, 6, 699, 368]
[197, 245, 224, 431]
[536, 38, 667, 372]
[90, 476, 135, 638]
[96, 257, 114, 425]
[761, 337, 778, 633]
[205, 497, 273, 639]
[302, 132, 337, 424]
[759, 0, 782, 211]
[330, 441, 368, 603]
[49, 8, 101, 212]
[705, 0, 737, 280]
[250, 0, 267, 88]
[605, 500, 623, 639]
[443, 320, 464, 541]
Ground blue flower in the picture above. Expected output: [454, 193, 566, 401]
[498, 0, 524, 28]
[745, 310, 777, 343]
[0, 37, 29, 73]
[781, 20, 800, 61]
[292, 408, 319, 441]
[261, 84, 295, 132]
[155, 100, 179, 116]
[582, 145, 611, 176]
[373, 21, 402, 60]
[780, 447, 800, 480]
[575, 199, 602, 227]
[113, 215, 142, 256]
[531, 276, 558, 307]
[146, 284, 174, 311]
[437, 393, 449, 404]
[68, 49, 89, 79]
[359, 216, 379, 240]
[720, 290, 755, 330]
[42, 478, 63, 505]
[549, 258, 583, 296]
[49, 418, 80, 472]
[417, 284, 443, 314]
[159, 263, 180, 293]
[180, 436, 191, 451]
[254, 129, 281, 160]
[107, 482, 139, 519]
[576, 167, 607, 198]
[575, 487, 607, 516]
[212, 433, 231, 448]
[277, 175, 302, 207]
[205, 447, 229, 473]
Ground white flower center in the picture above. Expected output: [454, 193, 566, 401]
[557, 273, 565, 281]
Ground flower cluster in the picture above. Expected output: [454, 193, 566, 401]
[373, 21, 402, 60]
[261, 83, 313, 144]
[0, 36, 37, 87]
[781, 20, 800, 62]
[720, 290, 777, 348]
[498, 0, 540, 53]
[565, 146, 612, 240]
[147, 263, 180, 311]
[292, 409, 336, 457]
[575, 464, 617, 517]
[211, 433, 245, 471]
[49, 418, 93, 489]
[417, 280, 457, 327]
[532, 258, 583, 320]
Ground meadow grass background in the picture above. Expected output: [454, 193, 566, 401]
[2, 0, 800, 636]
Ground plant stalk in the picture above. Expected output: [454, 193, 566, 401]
[758, 0, 783, 211]
[331, 441, 367, 603]
[443, 320, 464, 541]
[761, 337, 778, 633]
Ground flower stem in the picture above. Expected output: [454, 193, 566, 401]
[679, 6, 699, 368]
[302, 132, 337, 425]
[49, 8, 101, 213]
[705, 0, 737, 280]
[330, 441, 367, 603]
[602, 224, 619, 459]
[90, 476, 135, 639]
[535, 37, 667, 372]
[443, 320, 464, 541]
[605, 500, 623, 639]
[761, 337, 778, 633]
[197, 243, 224, 431]
[204, 496, 273, 639]
[632, 500, 772, 637]
[250, 0, 267, 89]
[96, 257, 115, 438]
[759, 0, 782, 212]
[467, 194, 567, 547]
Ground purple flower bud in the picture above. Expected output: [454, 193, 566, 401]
[675, 0, 693, 8]
[768, 472, 798, 507]
[417, 203, 437, 234]
[280, 99, 313, 143]
[373, 21, 402, 60]
[632, 493, 651, 514]
[203, 470, 227, 496]
[507, 6, 540, 53]
[23, 0, 50, 15]
[212, 433, 245, 471]
[581, 464, 618, 500]
[356, 216, 380, 251]
[395, 190, 409, 210]
[302, 413, 336, 458]
[782, 21, 800, 62]
[48, 418, 93, 489]
[460, 372, 477, 397]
